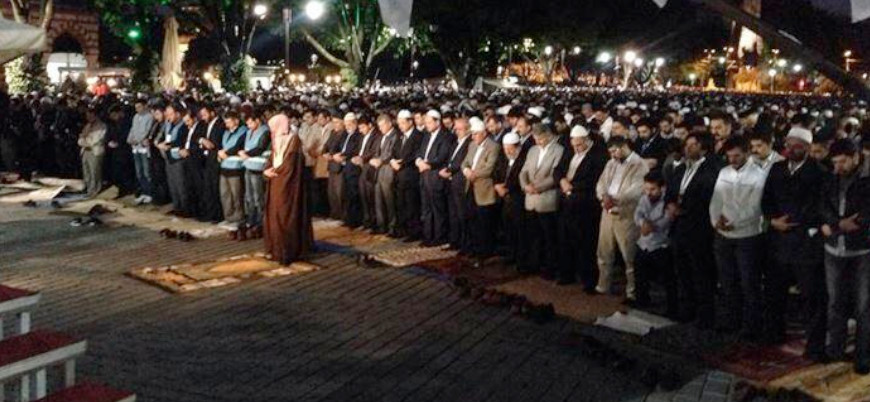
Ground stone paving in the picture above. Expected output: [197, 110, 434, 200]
[0, 205, 742, 402]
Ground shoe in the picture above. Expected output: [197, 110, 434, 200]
[237, 228, 248, 241]
[159, 228, 171, 238]
[142, 195, 153, 204]
[69, 218, 83, 227]
[85, 217, 103, 226]
[228, 230, 238, 241]
[165, 230, 178, 239]
[134, 195, 145, 205]
[23, 200, 37, 208]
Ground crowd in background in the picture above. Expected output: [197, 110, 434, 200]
[1, 85, 869, 373]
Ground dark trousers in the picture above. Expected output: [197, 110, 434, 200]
[149, 152, 170, 205]
[447, 181, 468, 250]
[166, 160, 190, 214]
[499, 194, 524, 262]
[524, 211, 558, 275]
[673, 235, 717, 326]
[396, 180, 421, 239]
[825, 252, 870, 365]
[328, 170, 344, 220]
[420, 172, 448, 244]
[311, 176, 329, 217]
[635, 247, 677, 312]
[181, 158, 201, 217]
[343, 171, 362, 227]
[359, 176, 377, 228]
[764, 259, 827, 356]
[198, 157, 223, 222]
[558, 204, 601, 289]
[714, 234, 764, 334]
[468, 197, 496, 257]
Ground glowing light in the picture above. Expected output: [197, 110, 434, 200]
[718, 56, 726, 65]
[305, 1, 325, 20]
[655, 57, 665, 67]
[106, 78, 118, 87]
[844, 50, 853, 58]
[623, 50, 637, 63]
[544, 46, 553, 56]
[776, 59, 787, 67]
[203, 72, 214, 81]
[253, 4, 268, 17]
[633, 58, 644, 68]
[792, 64, 803, 73]
[768, 68, 777, 77]
[688, 73, 697, 81]
[596, 52, 612, 63]
[572, 46, 581, 55]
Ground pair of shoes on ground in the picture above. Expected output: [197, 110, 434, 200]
[159, 228, 195, 242]
[133, 195, 153, 205]
[452, 277, 555, 324]
[69, 216, 103, 227]
[228, 225, 262, 241]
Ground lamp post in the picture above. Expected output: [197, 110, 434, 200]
[280, 1, 325, 82]
[844, 50, 854, 72]
[768, 68, 777, 92]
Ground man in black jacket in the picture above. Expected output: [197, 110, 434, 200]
[337, 113, 363, 228]
[197, 104, 225, 222]
[417, 110, 456, 247]
[556, 126, 607, 288]
[494, 132, 526, 265]
[442, 117, 472, 252]
[761, 127, 827, 359]
[665, 132, 720, 327]
[820, 139, 870, 374]
[391, 110, 424, 241]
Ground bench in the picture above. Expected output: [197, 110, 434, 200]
[0, 285, 41, 339]
[33, 382, 135, 402]
[0, 330, 87, 401]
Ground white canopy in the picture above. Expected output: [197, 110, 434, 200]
[0, 16, 47, 64]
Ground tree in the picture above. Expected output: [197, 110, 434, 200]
[92, 0, 165, 91]
[6, 0, 55, 92]
[292, 0, 396, 87]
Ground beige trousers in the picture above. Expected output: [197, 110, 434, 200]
[220, 173, 245, 224]
[596, 212, 640, 299]
[81, 151, 103, 197]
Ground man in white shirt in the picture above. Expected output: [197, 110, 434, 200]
[709, 136, 768, 340]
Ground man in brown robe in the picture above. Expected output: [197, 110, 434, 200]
[263, 114, 313, 265]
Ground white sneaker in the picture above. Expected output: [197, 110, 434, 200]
[134, 195, 145, 205]
[142, 196, 153, 204]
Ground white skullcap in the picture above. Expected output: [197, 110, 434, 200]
[770, 105, 780, 112]
[824, 110, 834, 118]
[845, 117, 861, 127]
[564, 113, 574, 125]
[527, 107, 543, 118]
[639, 104, 648, 111]
[426, 109, 442, 120]
[502, 132, 520, 145]
[616, 104, 626, 111]
[497, 105, 511, 116]
[626, 101, 638, 108]
[679, 107, 691, 115]
[397, 109, 412, 120]
[469, 117, 485, 133]
[440, 104, 452, 113]
[570, 125, 589, 139]
[344, 112, 357, 121]
[786, 127, 813, 144]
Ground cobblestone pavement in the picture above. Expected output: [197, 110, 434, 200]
[0, 205, 739, 402]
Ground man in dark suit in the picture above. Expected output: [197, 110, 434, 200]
[353, 115, 382, 230]
[323, 112, 347, 220]
[442, 117, 472, 252]
[373, 113, 400, 235]
[761, 128, 827, 359]
[179, 109, 205, 218]
[336, 113, 363, 228]
[417, 110, 456, 246]
[634, 118, 669, 171]
[391, 110, 424, 241]
[197, 104, 225, 222]
[494, 132, 527, 265]
[556, 126, 607, 288]
[665, 132, 721, 327]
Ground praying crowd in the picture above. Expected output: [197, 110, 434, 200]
[1, 85, 870, 373]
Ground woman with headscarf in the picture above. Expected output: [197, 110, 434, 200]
[263, 114, 313, 265]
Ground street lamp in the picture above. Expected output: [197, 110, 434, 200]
[624, 50, 637, 64]
[633, 58, 644, 68]
[793, 64, 803, 73]
[305, 0, 326, 20]
[688, 73, 697, 86]
[655, 57, 665, 67]
[544, 46, 553, 56]
[776, 59, 787, 68]
[718, 56, 726, 65]
[253, 4, 268, 19]
[572, 46, 581, 55]
[844, 50, 854, 72]
[768, 68, 777, 92]
[597, 52, 612, 64]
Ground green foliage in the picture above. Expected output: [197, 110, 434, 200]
[6, 54, 48, 94]
[222, 56, 253, 93]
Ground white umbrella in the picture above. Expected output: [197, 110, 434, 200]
[160, 16, 182, 91]
[0, 16, 47, 64]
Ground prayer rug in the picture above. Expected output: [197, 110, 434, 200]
[414, 257, 523, 286]
[0, 186, 65, 203]
[768, 362, 870, 402]
[704, 337, 814, 383]
[490, 276, 625, 323]
[369, 246, 458, 267]
[60, 199, 228, 238]
[128, 252, 320, 293]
